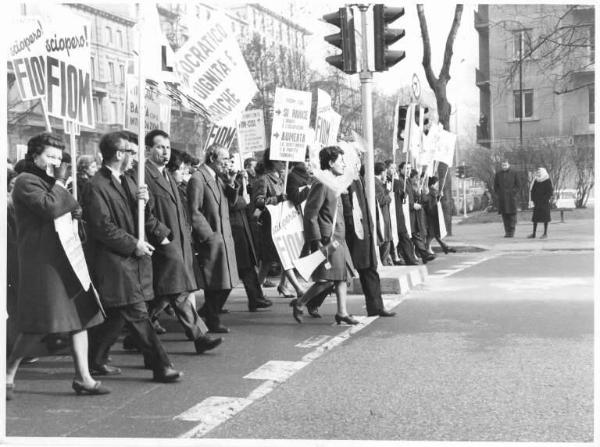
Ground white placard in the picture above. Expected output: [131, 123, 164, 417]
[237, 109, 266, 157]
[270, 87, 312, 162]
[125, 75, 171, 133]
[266, 200, 305, 270]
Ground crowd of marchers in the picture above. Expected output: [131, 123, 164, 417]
[5, 129, 462, 399]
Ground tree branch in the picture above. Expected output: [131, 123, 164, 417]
[416, 4, 438, 89]
[440, 5, 464, 82]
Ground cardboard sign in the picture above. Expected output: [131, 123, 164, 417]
[8, 17, 47, 100]
[237, 109, 266, 157]
[314, 89, 341, 147]
[435, 128, 457, 167]
[266, 200, 305, 270]
[203, 124, 236, 151]
[270, 87, 312, 162]
[125, 75, 171, 133]
[173, 12, 258, 125]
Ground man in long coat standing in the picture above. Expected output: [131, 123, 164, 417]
[83, 131, 182, 383]
[188, 144, 239, 333]
[144, 129, 222, 353]
[494, 160, 521, 237]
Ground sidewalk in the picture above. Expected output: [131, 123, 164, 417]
[446, 218, 595, 252]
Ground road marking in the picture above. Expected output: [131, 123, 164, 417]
[243, 360, 308, 382]
[295, 335, 331, 348]
[429, 254, 498, 279]
[177, 397, 253, 437]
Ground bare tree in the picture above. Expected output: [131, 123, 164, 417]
[417, 4, 463, 234]
[571, 144, 594, 208]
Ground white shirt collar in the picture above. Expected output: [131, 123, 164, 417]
[106, 165, 123, 183]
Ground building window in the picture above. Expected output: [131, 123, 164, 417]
[111, 101, 118, 123]
[93, 97, 101, 123]
[108, 62, 115, 83]
[90, 57, 95, 80]
[117, 30, 123, 48]
[513, 89, 534, 119]
[512, 29, 532, 59]
[589, 86, 594, 124]
[105, 26, 113, 45]
[119, 64, 125, 83]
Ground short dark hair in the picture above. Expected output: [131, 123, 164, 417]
[428, 176, 439, 187]
[399, 161, 410, 171]
[319, 145, 344, 171]
[181, 151, 193, 165]
[167, 149, 185, 172]
[99, 131, 130, 163]
[145, 129, 169, 148]
[61, 151, 72, 165]
[205, 143, 226, 164]
[374, 162, 386, 175]
[409, 169, 419, 179]
[244, 157, 257, 169]
[384, 159, 393, 168]
[26, 133, 65, 162]
[122, 130, 138, 146]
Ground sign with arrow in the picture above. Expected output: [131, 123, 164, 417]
[270, 87, 312, 162]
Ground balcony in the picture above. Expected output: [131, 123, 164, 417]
[92, 79, 109, 96]
[475, 68, 489, 87]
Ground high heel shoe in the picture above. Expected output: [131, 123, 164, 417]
[277, 285, 295, 298]
[72, 380, 111, 396]
[290, 299, 304, 323]
[334, 314, 359, 325]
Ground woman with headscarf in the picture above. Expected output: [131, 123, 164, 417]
[290, 146, 357, 325]
[6, 133, 108, 399]
[528, 167, 553, 239]
[76, 155, 98, 201]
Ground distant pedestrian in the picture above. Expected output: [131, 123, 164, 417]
[528, 167, 553, 239]
[493, 160, 520, 237]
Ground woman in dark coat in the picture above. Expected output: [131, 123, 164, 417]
[251, 148, 306, 298]
[528, 167, 553, 239]
[291, 146, 357, 325]
[423, 176, 455, 254]
[6, 133, 108, 399]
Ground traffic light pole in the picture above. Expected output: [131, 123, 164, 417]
[358, 5, 377, 249]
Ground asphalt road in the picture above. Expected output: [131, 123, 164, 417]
[5, 249, 594, 442]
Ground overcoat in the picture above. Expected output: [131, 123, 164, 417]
[406, 183, 428, 236]
[13, 164, 104, 333]
[187, 165, 239, 290]
[375, 177, 392, 243]
[303, 180, 354, 281]
[83, 165, 170, 308]
[251, 171, 284, 263]
[392, 177, 409, 236]
[146, 163, 197, 296]
[342, 178, 377, 270]
[423, 191, 442, 238]
[531, 178, 553, 223]
[494, 169, 521, 214]
[286, 164, 311, 208]
[229, 175, 258, 270]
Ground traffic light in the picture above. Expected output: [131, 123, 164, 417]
[323, 7, 357, 74]
[464, 166, 473, 178]
[456, 165, 465, 178]
[397, 105, 409, 141]
[373, 4, 406, 72]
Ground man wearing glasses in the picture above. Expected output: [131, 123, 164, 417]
[82, 131, 183, 383]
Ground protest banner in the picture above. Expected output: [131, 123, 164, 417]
[125, 75, 172, 133]
[435, 128, 457, 167]
[314, 89, 341, 148]
[8, 17, 47, 101]
[173, 11, 258, 125]
[42, 7, 94, 129]
[270, 87, 312, 162]
[203, 124, 237, 151]
[266, 200, 305, 270]
[237, 109, 266, 158]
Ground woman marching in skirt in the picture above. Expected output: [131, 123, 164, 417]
[291, 146, 357, 325]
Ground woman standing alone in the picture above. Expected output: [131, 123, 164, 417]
[528, 167, 553, 239]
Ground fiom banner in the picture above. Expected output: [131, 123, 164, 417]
[270, 87, 311, 162]
[8, 17, 46, 101]
[203, 124, 236, 151]
[237, 109, 266, 157]
[266, 200, 305, 270]
[173, 12, 258, 125]
[314, 89, 341, 147]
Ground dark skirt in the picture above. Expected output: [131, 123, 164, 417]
[257, 211, 281, 264]
[532, 204, 551, 223]
[312, 238, 355, 282]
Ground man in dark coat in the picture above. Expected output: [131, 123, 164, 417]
[393, 162, 420, 265]
[374, 162, 393, 265]
[343, 176, 396, 317]
[494, 160, 521, 237]
[407, 169, 435, 263]
[83, 131, 182, 383]
[188, 144, 239, 333]
[144, 129, 222, 354]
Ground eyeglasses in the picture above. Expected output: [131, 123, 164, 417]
[117, 149, 137, 155]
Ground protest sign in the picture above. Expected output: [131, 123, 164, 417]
[437, 201, 447, 239]
[42, 7, 94, 129]
[435, 128, 457, 167]
[270, 87, 312, 162]
[314, 89, 341, 147]
[125, 75, 172, 133]
[8, 17, 47, 101]
[203, 124, 237, 151]
[54, 212, 92, 291]
[237, 109, 266, 158]
[266, 200, 305, 270]
[173, 12, 258, 125]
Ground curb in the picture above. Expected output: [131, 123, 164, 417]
[349, 265, 428, 295]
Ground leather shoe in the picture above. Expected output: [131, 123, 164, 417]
[378, 310, 396, 317]
[194, 335, 223, 354]
[249, 298, 273, 312]
[208, 325, 230, 334]
[90, 364, 122, 376]
[153, 366, 183, 383]
[306, 305, 321, 318]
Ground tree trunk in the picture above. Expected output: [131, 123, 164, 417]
[417, 4, 463, 236]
